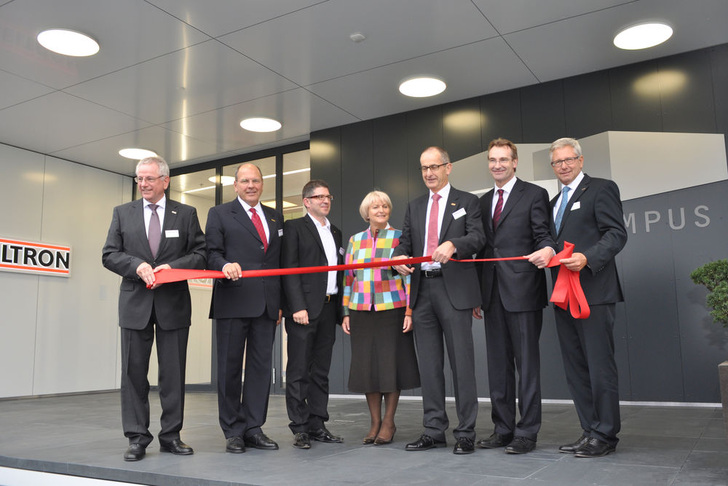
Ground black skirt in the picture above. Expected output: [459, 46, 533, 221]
[347, 307, 420, 393]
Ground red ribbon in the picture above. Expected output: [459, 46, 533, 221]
[545, 241, 590, 319]
[150, 241, 589, 319]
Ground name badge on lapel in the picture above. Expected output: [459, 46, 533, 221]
[165, 230, 179, 238]
[571, 202, 580, 211]
[452, 208, 466, 219]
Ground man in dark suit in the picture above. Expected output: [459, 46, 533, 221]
[205, 163, 284, 454]
[473, 138, 555, 454]
[281, 179, 344, 449]
[548, 137, 627, 458]
[102, 156, 206, 462]
[392, 146, 485, 455]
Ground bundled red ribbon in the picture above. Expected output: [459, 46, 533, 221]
[150, 241, 590, 319]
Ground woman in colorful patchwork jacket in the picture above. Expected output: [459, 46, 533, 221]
[342, 190, 420, 446]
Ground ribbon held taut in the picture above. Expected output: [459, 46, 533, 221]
[149, 241, 590, 319]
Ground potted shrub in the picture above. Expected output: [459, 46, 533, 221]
[691, 259, 728, 438]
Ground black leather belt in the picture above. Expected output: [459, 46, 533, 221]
[422, 269, 442, 278]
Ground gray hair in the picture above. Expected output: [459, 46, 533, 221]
[549, 138, 582, 158]
[136, 156, 169, 177]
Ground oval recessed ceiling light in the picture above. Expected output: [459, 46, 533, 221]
[614, 22, 673, 50]
[399, 77, 446, 98]
[119, 148, 158, 160]
[207, 175, 236, 186]
[240, 117, 282, 132]
[37, 29, 100, 57]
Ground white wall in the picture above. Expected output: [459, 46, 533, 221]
[0, 143, 128, 397]
[0, 143, 213, 398]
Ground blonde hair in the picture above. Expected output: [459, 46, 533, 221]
[359, 190, 392, 222]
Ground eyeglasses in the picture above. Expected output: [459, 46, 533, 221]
[550, 156, 580, 167]
[306, 194, 334, 201]
[420, 162, 448, 173]
[134, 176, 165, 184]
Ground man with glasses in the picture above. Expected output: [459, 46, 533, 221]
[392, 146, 485, 455]
[281, 179, 345, 449]
[102, 156, 206, 461]
[473, 138, 555, 454]
[205, 163, 284, 454]
[548, 137, 627, 458]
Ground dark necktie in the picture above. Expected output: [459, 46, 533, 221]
[148, 204, 161, 258]
[492, 189, 504, 230]
[250, 207, 268, 252]
[426, 193, 441, 256]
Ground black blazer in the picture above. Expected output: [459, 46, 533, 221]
[392, 186, 485, 310]
[281, 215, 344, 322]
[550, 174, 628, 305]
[205, 200, 284, 320]
[102, 198, 206, 330]
[479, 178, 555, 312]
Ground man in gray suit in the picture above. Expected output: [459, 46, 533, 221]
[392, 146, 485, 455]
[102, 156, 206, 462]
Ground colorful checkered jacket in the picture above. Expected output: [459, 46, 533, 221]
[342, 227, 410, 315]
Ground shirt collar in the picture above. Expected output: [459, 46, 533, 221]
[494, 176, 517, 195]
[430, 183, 451, 201]
[307, 212, 330, 229]
[144, 195, 166, 210]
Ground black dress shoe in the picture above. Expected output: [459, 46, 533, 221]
[245, 432, 279, 450]
[575, 437, 616, 458]
[559, 434, 589, 454]
[293, 432, 311, 449]
[159, 439, 194, 455]
[309, 427, 343, 443]
[226, 437, 246, 453]
[476, 432, 513, 449]
[453, 437, 475, 455]
[405, 434, 447, 451]
[123, 443, 146, 462]
[505, 436, 536, 454]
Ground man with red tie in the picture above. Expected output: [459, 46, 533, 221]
[206, 163, 284, 454]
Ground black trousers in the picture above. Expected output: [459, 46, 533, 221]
[216, 316, 277, 439]
[412, 276, 478, 441]
[120, 309, 189, 447]
[555, 304, 620, 445]
[284, 300, 337, 434]
[484, 279, 542, 440]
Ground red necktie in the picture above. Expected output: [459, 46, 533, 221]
[426, 193, 441, 256]
[250, 208, 268, 252]
[492, 189, 504, 230]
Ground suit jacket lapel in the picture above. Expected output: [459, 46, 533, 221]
[498, 179, 525, 224]
[157, 201, 180, 257]
[554, 175, 590, 235]
[131, 199, 154, 260]
[303, 215, 325, 254]
[230, 200, 264, 245]
[440, 190, 458, 239]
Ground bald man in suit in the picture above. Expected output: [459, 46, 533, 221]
[102, 156, 206, 462]
[206, 163, 284, 453]
[392, 146, 485, 455]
